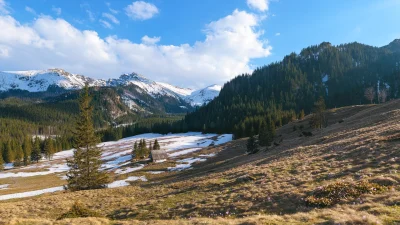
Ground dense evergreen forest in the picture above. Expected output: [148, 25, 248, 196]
[182, 40, 400, 138]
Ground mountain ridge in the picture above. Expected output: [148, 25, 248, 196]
[0, 69, 221, 107]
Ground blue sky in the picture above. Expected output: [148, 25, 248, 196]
[0, 0, 399, 88]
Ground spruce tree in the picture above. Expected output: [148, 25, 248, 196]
[13, 142, 23, 167]
[44, 138, 55, 160]
[0, 148, 4, 171]
[132, 141, 138, 161]
[149, 141, 153, 151]
[153, 139, 160, 150]
[23, 136, 32, 165]
[246, 135, 258, 154]
[31, 137, 42, 163]
[311, 97, 326, 129]
[3, 141, 14, 163]
[258, 121, 268, 147]
[66, 84, 109, 191]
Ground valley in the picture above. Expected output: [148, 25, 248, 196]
[0, 100, 399, 224]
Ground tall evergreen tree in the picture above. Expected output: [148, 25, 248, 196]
[66, 84, 109, 191]
[13, 142, 24, 167]
[132, 141, 138, 161]
[246, 135, 258, 154]
[153, 139, 160, 150]
[311, 97, 326, 129]
[3, 141, 14, 164]
[31, 137, 42, 163]
[0, 145, 4, 171]
[44, 138, 55, 160]
[23, 136, 32, 165]
[258, 121, 269, 147]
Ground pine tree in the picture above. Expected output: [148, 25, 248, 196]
[3, 141, 14, 163]
[0, 146, 4, 171]
[246, 135, 258, 154]
[13, 142, 24, 167]
[311, 97, 326, 129]
[44, 138, 55, 160]
[149, 141, 153, 151]
[267, 119, 276, 143]
[23, 136, 32, 165]
[132, 141, 138, 161]
[31, 137, 42, 163]
[258, 121, 268, 147]
[66, 84, 109, 191]
[153, 139, 160, 150]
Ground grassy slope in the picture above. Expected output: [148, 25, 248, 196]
[0, 101, 400, 225]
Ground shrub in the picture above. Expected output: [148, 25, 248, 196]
[305, 181, 388, 207]
[58, 201, 101, 220]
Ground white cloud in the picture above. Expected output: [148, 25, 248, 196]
[247, 0, 269, 12]
[25, 6, 36, 15]
[141, 35, 160, 45]
[99, 19, 112, 29]
[86, 10, 95, 22]
[275, 32, 280, 36]
[125, 1, 159, 20]
[0, 0, 9, 15]
[52, 6, 62, 16]
[0, 10, 271, 88]
[102, 12, 119, 24]
[106, 2, 118, 14]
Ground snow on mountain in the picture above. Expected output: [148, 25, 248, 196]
[184, 84, 222, 106]
[0, 69, 102, 92]
[0, 69, 220, 106]
[107, 73, 193, 99]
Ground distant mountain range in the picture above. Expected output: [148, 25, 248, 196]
[0, 69, 221, 107]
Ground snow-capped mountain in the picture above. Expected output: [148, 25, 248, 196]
[184, 84, 222, 106]
[107, 73, 193, 99]
[0, 69, 221, 106]
[0, 69, 104, 92]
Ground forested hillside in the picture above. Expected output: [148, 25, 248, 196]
[183, 39, 400, 138]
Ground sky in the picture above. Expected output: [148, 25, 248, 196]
[0, 0, 399, 88]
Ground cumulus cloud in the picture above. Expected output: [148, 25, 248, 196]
[0, 9, 271, 88]
[52, 6, 61, 16]
[102, 12, 119, 24]
[247, 0, 269, 12]
[141, 35, 160, 45]
[275, 32, 280, 36]
[125, 1, 159, 20]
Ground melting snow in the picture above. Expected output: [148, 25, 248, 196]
[107, 176, 147, 188]
[0, 186, 65, 201]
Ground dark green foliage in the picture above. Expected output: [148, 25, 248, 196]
[58, 201, 101, 220]
[31, 137, 42, 163]
[246, 136, 258, 154]
[305, 181, 388, 207]
[13, 142, 23, 167]
[153, 139, 160, 150]
[66, 85, 109, 191]
[135, 139, 149, 160]
[22, 136, 32, 165]
[0, 150, 4, 171]
[310, 97, 326, 129]
[182, 40, 400, 139]
[2, 141, 13, 163]
[43, 138, 56, 160]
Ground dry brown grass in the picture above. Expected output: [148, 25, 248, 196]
[1, 100, 400, 224]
